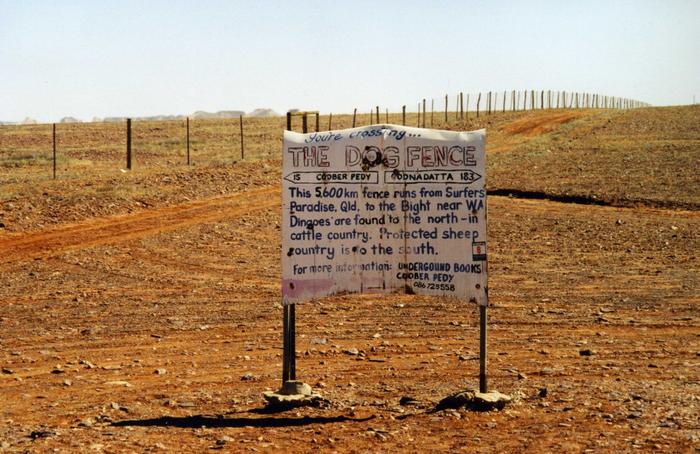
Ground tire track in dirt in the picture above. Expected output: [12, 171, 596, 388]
[489, 188, 700, 211]
[487, 110, 596, 153]
[489, 194, 700, 219]
[0, 186, 281, 265]
[500, 110, 588, 136]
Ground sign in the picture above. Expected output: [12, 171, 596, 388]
[282, 124, 487, 306]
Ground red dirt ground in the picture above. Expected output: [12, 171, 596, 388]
[0, 108, 698, 453]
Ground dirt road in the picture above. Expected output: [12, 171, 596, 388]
[0, 187, 279, 264]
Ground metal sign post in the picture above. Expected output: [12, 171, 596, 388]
[479, 304, 487, 393]
[282, 302, 296, 382]
[280, 110, 316, 385]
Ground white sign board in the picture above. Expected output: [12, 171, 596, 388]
[282, 124, 487, 306]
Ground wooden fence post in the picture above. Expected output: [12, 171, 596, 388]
[52, 123, 56, 179]
[423, 99, 426, 128]
[445, 94, 448, 123]
[302, 112, 308, 133]
[402, 105, 406, 125]
[239, 115, 244, 160]
[315, 112, 319, 132]
[286, 111, 292, 131]
[512, 90, 516, 111]
[385, 108, 389, 123]
[126, 118, 132, 170]
[523, 90, 527, 110]
[460, 92, 464, 119]
[376, 106, 380, 124]
[476, 92, 481, 117]
[530, 90, 535, 110]
[487, 92, 491, 115]
[466, 94, 469, 119]
[352, 108, 357, 127]
[502, 91, 506, 113]
[455, 93, 459, 120]
[328, 113, 332, 130]
[186, 117, 190, 165]
[431, 99, 434, 126]
[540, 90, 544, 109]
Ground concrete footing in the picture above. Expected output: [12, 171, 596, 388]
[436, 389, 511, 412]
[263, 380, 327, 410]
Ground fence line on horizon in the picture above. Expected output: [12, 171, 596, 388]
[0, 89, 650, 181]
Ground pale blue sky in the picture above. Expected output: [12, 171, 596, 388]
[1, 0, 698, 122]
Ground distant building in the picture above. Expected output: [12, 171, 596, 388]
[60, 117, 81, 123]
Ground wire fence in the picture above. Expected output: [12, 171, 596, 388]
[0, 89, 648, 183]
